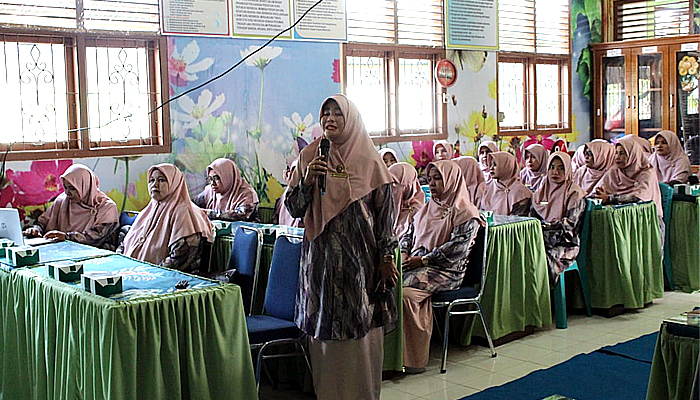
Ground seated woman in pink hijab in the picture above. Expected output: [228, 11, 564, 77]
[480, 152, 533, 216]
[571, 145, 586, 174]
[530, 152, 587, 284]
[452, 156, 486, 207]
[388, 162, 424, 238]
[24, 164, 119, 249]
[274, 160, 303, 227]
[520, 143, 548, 191]
[594, 140, 665, 239]
[573, 140, 616, 196]
[119, 164, 213, 273]
[193, 158, 259, 221]
[432, 140, 454, 161]
[379, 148, 399, 168]
[649, 130, 691, 185]
[400, 160, 483, 372]
[619, 134, 652, 156]
[477, 140, 499, 181]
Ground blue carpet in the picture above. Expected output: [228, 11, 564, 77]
[459, 333, 658, 400]
[597, 333, 657, 363]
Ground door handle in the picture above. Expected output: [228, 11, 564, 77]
[626, 95, 631, 109]
[670, 93, 674, 108]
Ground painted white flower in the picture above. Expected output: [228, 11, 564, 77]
[256, 139, 288, 181]
[240, 45, 283, 70]
[177, 89, 225, 129]
[283, 112, 314, 135]
[169, 40, 215, 86]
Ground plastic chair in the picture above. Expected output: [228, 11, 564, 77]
[421, 185, 431, 203]
[246, 234, 311, 391]
[553, 199, 594, 329]
[228, 226, 262, 315]
[431, 224, 496, 373]
[659, 182, 675, 290]
[118, 211, 139, 227]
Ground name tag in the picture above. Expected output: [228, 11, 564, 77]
[329, 164, 348, 178]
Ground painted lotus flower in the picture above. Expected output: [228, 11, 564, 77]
[168, 38, 215, 88]
[411, 140, 434, 169]
[284, 112, 314, 137]
[177, 89, 225, 130]
[6, 160, 72, 206]
[240, 45, 283, 70]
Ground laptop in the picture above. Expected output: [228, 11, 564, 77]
[0, 208, 55, 247]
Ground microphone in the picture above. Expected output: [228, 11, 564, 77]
[319, 138, 330, 195]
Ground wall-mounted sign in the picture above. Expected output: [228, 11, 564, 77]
[444, 0, 498, 50]
[435, 59, 458, 88]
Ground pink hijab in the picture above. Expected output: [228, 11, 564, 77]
[650, 130, 691, 184]
[478, 141, 499, 180]
[39, 164, 118, 233]
[532, 152, 586, 222]
[480, 152, 533, 215]
[573, 141, 616, 195]
[201, 158, 258, 211]
[433, 140, 454, 161]
[520, 144, 548, 190]
[597, 140, 663, 218]
[412, 161, 480, 250]
[452, 156, 486, 207]
[289, 94, 394, 242]
[122, 164, 214, 264]
[619, 134, 652, 155]
[388, 162, 424, 238]
[571, 146, 586, 174]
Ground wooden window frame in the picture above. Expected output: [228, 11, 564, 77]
[606, 0, 693, 42]
[0, 26, 170, 162]
[497, 52, 572, 136]
[343, 43, 447, 145]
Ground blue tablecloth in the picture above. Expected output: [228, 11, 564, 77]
[30, 254, 220, 301]
[0, 241, 112, 268]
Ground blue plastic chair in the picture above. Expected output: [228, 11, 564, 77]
[421, 185, 431, 203]
[246, 234, 311, 390]
[118, 211, 139, 227]
[228, 226, 262, 315]
[431, 224, 496, 373]
[553, 199, 594, 329]
[659, 182, 675, 290]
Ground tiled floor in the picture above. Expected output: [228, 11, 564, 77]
[260, 290, 699, 400]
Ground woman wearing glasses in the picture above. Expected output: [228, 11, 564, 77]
[193, 158, 259, 221]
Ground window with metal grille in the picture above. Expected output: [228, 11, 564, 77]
[497, 0, 571, 136]
[0, 1, 168, 161]
[345, 0, 446, 143]
[613, 0, 691, 41]
[0, 0, 160, 32]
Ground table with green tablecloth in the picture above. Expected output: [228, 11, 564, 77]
[458, 216, 552, 345]
[582, 202, 664, 310]
[0, 254, 258, 400]
[669, 196, 700, 293]
[0, 240, 113, 268]
[212, 228, 405, 372]
[646, 321, 699, 400]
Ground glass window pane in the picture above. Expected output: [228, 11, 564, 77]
[398, 58, 433, 131]
[346, 56, 386, 134]
[86, 45, 151, 143]
[536, 63, 560, 126]
[0, 40, 69, 144]
[498, 61, 524, 128]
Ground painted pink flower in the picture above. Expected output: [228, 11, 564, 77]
[168, 38, 214, 88]
[523, 134, 556, 151]
[411, 140, 434, 169]
[332, 59, 340, 83]
[6, 160, 72, 206]
[0, 185, 14, 208]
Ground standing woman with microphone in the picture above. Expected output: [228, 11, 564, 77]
[285, 94, 399, 400]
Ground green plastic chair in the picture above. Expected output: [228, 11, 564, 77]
[659, 182, 674, 290]
[553, 199, 593, 329]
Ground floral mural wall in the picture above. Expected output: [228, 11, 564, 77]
[1, 36, 340, 225]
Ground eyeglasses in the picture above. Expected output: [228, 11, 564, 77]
[206, 175, 222, 184]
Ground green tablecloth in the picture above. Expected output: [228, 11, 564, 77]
[459, 217, 552, 345]
[0, 261, 257, 400]
[212, 233, 405, 372]
[669, 198, 700, 293]
[646, 322, 700, 400]
[585, 202, 664, 309]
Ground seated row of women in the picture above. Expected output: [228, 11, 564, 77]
[23, 158, 260, 273]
